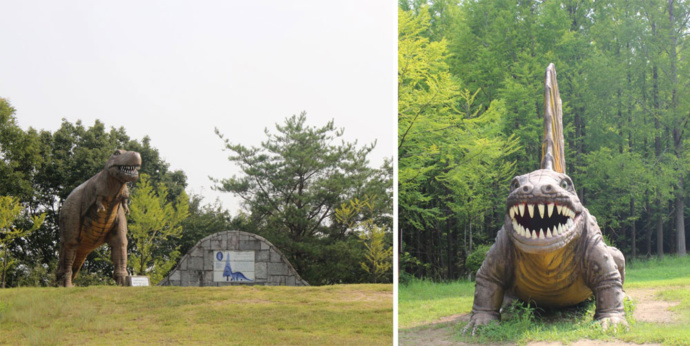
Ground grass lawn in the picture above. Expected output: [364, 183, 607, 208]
[0, 284, 392, 345]
[399, 256, 690, 345]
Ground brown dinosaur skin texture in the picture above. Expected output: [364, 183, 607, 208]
[464, 169, 627, 334]
[56, 149, 141, 287]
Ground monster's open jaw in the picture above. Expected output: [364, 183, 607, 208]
[508, 202, 578, 240]
[118, 165, 140, 176]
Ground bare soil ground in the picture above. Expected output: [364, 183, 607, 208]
[399, 288, 675, 346]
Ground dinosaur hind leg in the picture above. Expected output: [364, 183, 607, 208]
[56, 241, 78, 287]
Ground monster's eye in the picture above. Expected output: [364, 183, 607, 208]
[510, 179, 520, 191]
[113, 150, 121, 156]
[559, 179, 570, 189]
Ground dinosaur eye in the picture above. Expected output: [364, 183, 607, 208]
[113, 150, 121, 156]
[510, 179, 520, 191]
[559, 179, 570, 189]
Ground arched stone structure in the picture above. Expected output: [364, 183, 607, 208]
[159, 231, 308, 286]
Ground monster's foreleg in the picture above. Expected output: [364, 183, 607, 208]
[464, 229, 513, 335]
[106, 209, 129, 286]
[585, 240, 628, 330]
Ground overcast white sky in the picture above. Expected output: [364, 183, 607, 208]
[0, 1, 396, 212]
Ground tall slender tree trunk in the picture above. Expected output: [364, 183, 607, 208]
[646, 192, 653, 258]
[653, 60, 664, 258]
[657, 207, 664, 259]
[668, 0, 686, 256]
[631, 197, 637, 258]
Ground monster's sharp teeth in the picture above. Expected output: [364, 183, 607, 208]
[546, 228, 552, 238]
[527, 204, 534, 218]
[538, 204, 545, 218]
[569, 209, 575, 218]
[547, 203, 554, 218]
[532, 229, 537, 239]
[509, 206, 515, 219]
[557, 205, 563, 215]
[556, 224, 562, 235]
[518, 204, 525, 217]
[539, 228, 544, 239]
[567, 218, 574, 228]
[519, 225, 525, 236]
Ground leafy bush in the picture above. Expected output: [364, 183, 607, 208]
[465, 244, 492, 278]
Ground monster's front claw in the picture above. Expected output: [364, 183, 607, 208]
[598, 314, 629, 333]
[462, 312, 499, 336]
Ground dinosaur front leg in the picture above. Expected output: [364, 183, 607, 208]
[585, 241, 628, 330]
[464, 269, 505, 335]
[464, 230, 513, 335]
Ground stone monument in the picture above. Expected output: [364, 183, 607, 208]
[159, 230, 308, 286]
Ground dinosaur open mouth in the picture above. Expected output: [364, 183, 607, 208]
[118, 165, 140, 175]
[508, 202, 576, 240]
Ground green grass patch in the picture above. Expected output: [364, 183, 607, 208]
[398, 279, 474, 328]
[0, 284, 392, 345]
[399, 255, 690, 345]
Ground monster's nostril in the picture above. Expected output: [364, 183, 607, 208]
[522, 186, 529, 192]
[545, 185, 552, 191]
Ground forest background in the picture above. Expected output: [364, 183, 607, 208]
[399, 0, 690, 281]
[0, 103, 393, 287]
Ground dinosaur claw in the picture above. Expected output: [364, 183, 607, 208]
[462, 312, 499, 336]
[598, 314, 629, 333]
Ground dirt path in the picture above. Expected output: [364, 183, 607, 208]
[399, 288, 676, 345]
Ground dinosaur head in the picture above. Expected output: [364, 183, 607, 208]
[505, 169, 584, 254]
[105, 149, 142, 183]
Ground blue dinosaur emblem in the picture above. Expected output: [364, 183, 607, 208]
[223, 254, 253, 282]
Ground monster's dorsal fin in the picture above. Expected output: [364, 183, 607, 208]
[541, 63, 566, 174]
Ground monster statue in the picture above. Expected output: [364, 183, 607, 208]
[464, 64, 627, 334]
[56, 149, 142, 287]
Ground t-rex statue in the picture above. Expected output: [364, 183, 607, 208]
[464, 64, 627, 334]
[56, 149, 142, 287]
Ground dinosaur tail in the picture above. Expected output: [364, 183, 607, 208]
[541, 63, 566, 174]
[71, 249, 90, 280]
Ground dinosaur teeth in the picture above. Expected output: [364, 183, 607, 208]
[539, 228, 544, 239]
[546, 227, 552, 238]
[538, 204, 545, 218]
[556, 205, 563, 215]
[547, 203, 554, 217]
[527, 204, 534, 218]
[509, 206, 515, 219]
[518, 204, 525, 217]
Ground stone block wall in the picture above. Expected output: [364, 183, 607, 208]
[159, 231, 308, 287]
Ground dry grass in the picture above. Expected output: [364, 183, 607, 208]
[0, 284, 392, 345]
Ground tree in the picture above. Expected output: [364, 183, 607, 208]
[128, 174, 189, 284]
[398, 5, 519, 280]
[214, 112, 391, 284]
[0, 196, 45, 288]
[336, 196, 393, 283]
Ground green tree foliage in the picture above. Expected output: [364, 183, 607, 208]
[400, 0, 690, 281]
[0, 196, 45, 288]
[128, 174, 189, 284]
[399, 5, 519, 280]
[335, 197, 393, 283]
[214, 112, 392, 284]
